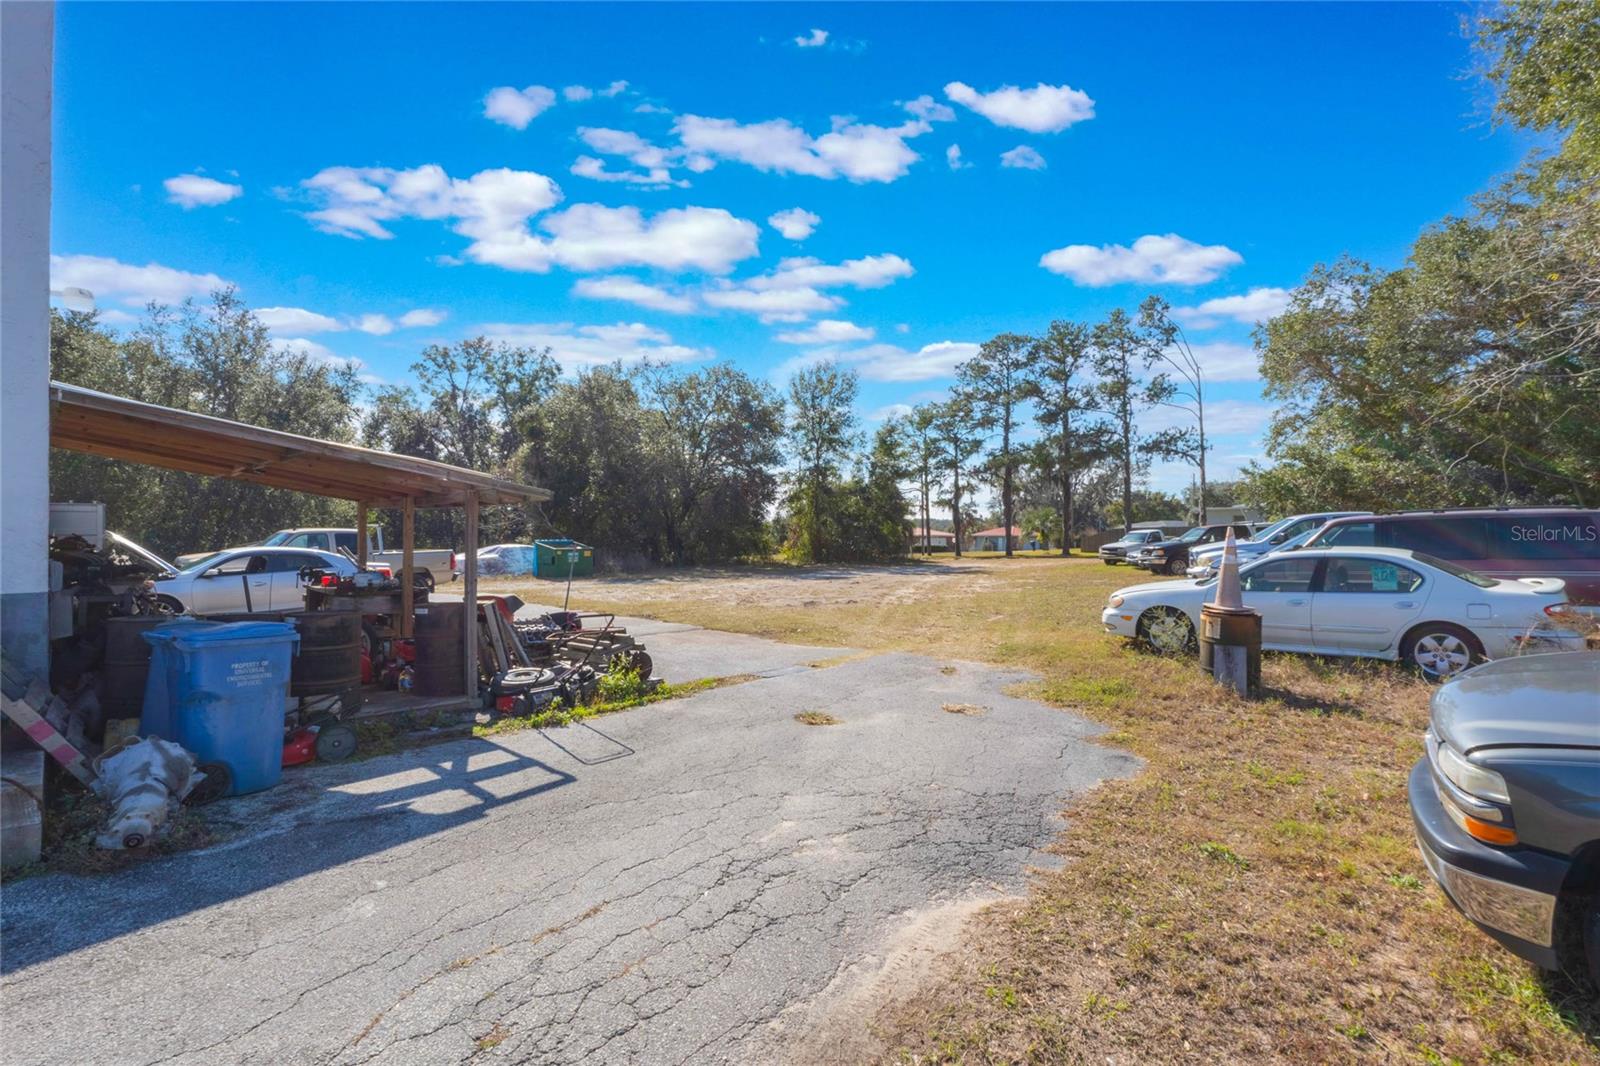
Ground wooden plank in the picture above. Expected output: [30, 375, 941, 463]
[356, 502, 369, 567]
[400, 496, 415, 639]
[499, 610, 533, 668]
[462, 494, 479, 698]
[483, 601, 510, 673]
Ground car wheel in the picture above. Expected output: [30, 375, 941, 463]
[416, 570, 435, 592]
[1165, 557, 1186, 576]
[153, 595, 186, 616]
[1103, 559, 1118, 566]
[1401, 623, 1484, 683]
[1138, 607, 1196, 656]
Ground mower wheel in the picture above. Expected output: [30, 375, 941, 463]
[315, 722, 358, 762]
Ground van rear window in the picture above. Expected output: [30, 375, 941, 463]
[1382, 518, 1489, 560]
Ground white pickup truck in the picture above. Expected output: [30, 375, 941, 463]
[174, 527, 456, 590]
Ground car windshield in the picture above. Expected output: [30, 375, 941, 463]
[1247, 517, 1293, 542]
[177, 550, 234, 574]
[260, 530, 294, 547]
[1412, 552, 1499, 588]
[1177, 527, 1207, 543]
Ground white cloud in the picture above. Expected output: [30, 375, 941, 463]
[1039, 233, 1243, 286]
[354, 313, 395, 335]
[852, 340, 979, 382]
[477, 320, 706, 373]
[269, 337, 363, 372]
[164, 173, 243, 209]
[1000, 145, 1046, 170]
[1182, 341, 1262, 382]
[570, 156, 684, 188]
[600, 80, 629, 97]
[634, 102, 671, 115]
[1173, 286, 1293, 327]
[895, 322, 911, 333]
[747, 253, 913, 291]
[302, 164, 562, 241]
[944, 81, 1095, 133]
[946, 144, 971, 170]
[301, 164, 756, 274]
[484, 85, 557, 129]
[795, 28, 829, 47]
[868, 402, 914, 422]
[256, 306, 344, 333]
[902, 94, 956, 123]
[49, 254, 228, 307]
[573, 275, 696, 313]
[674, 113, 930, 183]
[775, 319, 875, 344]
[702, 285, 842, 323]
[94, 308, 139, 327]
[398, 308, 447, 328]
[563, 85, 594, 102]
[706, 253, 913, 323]
[768, 207, 820, 240]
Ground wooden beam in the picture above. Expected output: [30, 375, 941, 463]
[356, 502, 369, 567]
[462, 494, 479, 699]
[400, 496, 415, 639]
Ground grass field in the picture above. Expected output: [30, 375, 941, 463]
[501, 554, 1600, 1064]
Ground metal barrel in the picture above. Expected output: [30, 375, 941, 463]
[285, 610, 363, 698]
[1198, 604, 1262, 697]
[412, 602, 466, 696]
[99, 615, 171, 724]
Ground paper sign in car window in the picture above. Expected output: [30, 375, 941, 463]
[1370, 564, 1399, 592]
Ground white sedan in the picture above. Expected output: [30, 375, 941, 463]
[1100, 547, 1582, 681]
[152, 546, 364, 615]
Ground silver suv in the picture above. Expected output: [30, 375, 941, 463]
[1098, 529, 1164, 566]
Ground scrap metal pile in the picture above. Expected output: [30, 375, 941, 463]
[476, 597, 657, 716]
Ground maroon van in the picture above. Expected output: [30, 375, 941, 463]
[1301, 509, 1600, 604]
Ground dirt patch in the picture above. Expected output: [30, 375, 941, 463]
[941, 703, 987, 717]
[767, 896, 1000, 1065]
[795, 711, 842, 726]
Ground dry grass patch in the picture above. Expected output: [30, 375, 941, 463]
[941, 703, 987, 717]
[541, 556, 1599, 1062]
[795, 711, 842, 726]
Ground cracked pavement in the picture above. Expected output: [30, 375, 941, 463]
[1, 639, 1137, 1066]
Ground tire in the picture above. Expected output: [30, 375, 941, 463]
[315, 722, 358, 762]
[416, 570, 435, 593]
[154, 595, 187, 616]
[1165, 557, 1186, 576]
[1137, 606, 1197, 656]
[1401, 623, 1484, 683]
[1584, 897, 1600, 991]
[1103, 559, 1118, 566]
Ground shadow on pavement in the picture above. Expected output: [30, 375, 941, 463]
[0, 736, 576, 972]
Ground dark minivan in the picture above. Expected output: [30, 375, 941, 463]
[1302, 509, 1600, 604]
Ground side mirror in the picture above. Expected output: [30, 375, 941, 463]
[1270, 532, 1287, 544]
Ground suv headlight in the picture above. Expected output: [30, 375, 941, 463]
[1148, 549, 1164, 558]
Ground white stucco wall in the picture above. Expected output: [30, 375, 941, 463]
[1, 2, 55, 676]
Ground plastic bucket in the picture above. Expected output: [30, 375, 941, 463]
[141, 621, 299, 796]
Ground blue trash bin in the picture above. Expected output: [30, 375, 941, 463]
[141, 621, 299, 796]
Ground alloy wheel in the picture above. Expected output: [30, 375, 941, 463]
[1140, 608, 1195, 655]
[1411, 631, 1472, 680]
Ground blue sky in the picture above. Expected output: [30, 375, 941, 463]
[49, 2, 1529, 495]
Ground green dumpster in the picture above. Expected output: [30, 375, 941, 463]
[533, 538, 594, 578]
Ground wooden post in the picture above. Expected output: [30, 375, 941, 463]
[356, 502, 369, 568]
[462, 493, 479, 700]
[400, 495, 415, 639]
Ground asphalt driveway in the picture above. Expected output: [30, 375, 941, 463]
[2, 634, 1137, 1066]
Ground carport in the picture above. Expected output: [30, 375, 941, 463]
[48, 381, 552, 705]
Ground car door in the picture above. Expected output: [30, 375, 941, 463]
[1311, 556, 1428, 653]
[1237, 557, 1322, 650]
[268, 552, 322, 611]
[190, 552, 271, 614]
